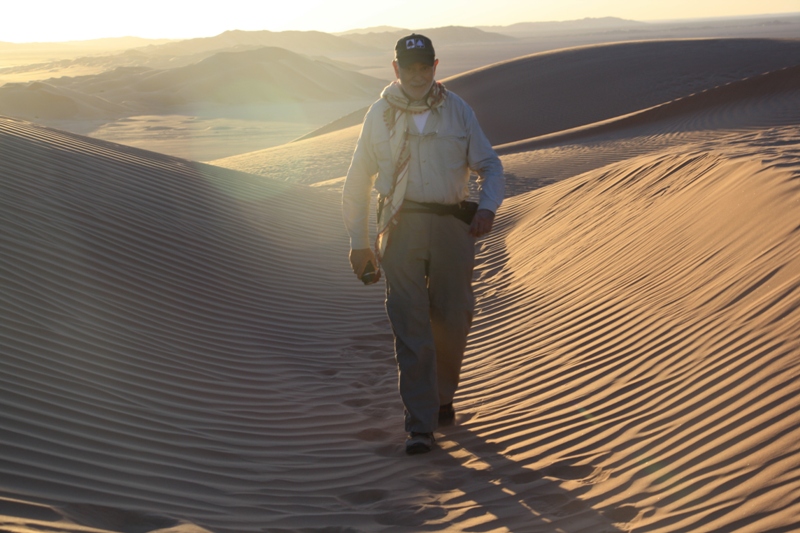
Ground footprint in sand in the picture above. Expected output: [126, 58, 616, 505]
[509, 469, 542, 484]
[343, 398, 371, 407]
[559, 499, 590, 515]
[603, 505, 639, 523]
[542, 462, 610, 484]
[375, 505, 447, 527]
[417, 471, 471, 491]
[533, 493, 570, 510]
[339, 489, 389, 506]
[545, 496, 637, 526]
[355, 428, 392, 442]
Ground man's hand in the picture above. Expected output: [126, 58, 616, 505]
[469, 209, 495, 238]
[349, 248, 381, 283]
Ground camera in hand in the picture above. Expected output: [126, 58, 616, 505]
[361, 261, 379, 285]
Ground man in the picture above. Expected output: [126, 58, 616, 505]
[342, 33, 504, 455]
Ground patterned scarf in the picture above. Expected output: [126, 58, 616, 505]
[375, 80, 447, 260]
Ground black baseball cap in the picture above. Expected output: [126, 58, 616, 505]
[395, 33, 436, 67]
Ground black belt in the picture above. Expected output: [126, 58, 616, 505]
[401, 200, 478, 225]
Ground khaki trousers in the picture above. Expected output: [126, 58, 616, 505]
[381, 210, 475, 434]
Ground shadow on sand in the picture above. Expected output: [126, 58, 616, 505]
[375, 419, 636, 532]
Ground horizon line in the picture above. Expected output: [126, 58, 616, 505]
[1, 11, 798, 45]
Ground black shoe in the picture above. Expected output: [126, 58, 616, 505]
[438, 403, 455, 426]
[405, 432, 435, 455]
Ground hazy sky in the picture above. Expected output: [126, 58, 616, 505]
[4, 0, 798, 42]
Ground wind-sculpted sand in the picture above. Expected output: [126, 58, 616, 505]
[1, 35, 800, 533]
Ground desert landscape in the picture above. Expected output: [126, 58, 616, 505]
[1, 11, 800, 533]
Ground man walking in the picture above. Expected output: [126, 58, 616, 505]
[342, 34, 504, 454]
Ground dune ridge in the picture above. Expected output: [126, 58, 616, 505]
[498, 63, 800, 154]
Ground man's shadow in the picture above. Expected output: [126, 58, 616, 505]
[376, 418, 637, 532]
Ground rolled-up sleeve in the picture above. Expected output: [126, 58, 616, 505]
[342, 109, 379, 250]
[466, 109, 505, 214]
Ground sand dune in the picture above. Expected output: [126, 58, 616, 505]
[1, 33, 800, 533]
[0, 46, 384, 159]
[478, 17, 647, 36]
[497, 63, 800, 195]
[439, 38, 800, 146]
[339, 25, 514, 52]
[0, 30, 378, 82]
[0, 26, 512, 87]
[460, 128, 800, 532]
[1, 47, 386, 119]
[296, 37, 800, 145]
[0, 37, 174, 70]
[0, 81, 129, 120]
[0, 116, 385, 532]
[498, 62, 800, 157]
[212, 39, 800, 180]
[131, 47, 385, 104]
[146, 29, 373, 60]
[6, 29, 798, 164]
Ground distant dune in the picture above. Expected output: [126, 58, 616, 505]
[335, 25, 406, 35]
[4, 18, 799, 162]
[442, 38, 800, 145]
[498, 63, 800, 154]
[297, 38, 800, 146]
[0, 81, 129, 120]
[0, 37, 175, 69]
[0, 25, 516, 89]
[0, 29, 384, 85]
[0, 36, 173, 50]
[156, 47, 386, 103]
[341, 25, 515, 51]
[0, 47, 387, 121]
[2, 27, 800, 533]
[478, 16, 647, 36]
[213, 38, 800, 181]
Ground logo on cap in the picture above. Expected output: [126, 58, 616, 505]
[406, 38, 426, 50]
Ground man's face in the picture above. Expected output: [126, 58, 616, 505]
[393, 59, 438, 101]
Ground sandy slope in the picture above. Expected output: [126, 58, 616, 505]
[1, 37, 800, 533]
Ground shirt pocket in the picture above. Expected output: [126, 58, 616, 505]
[374, 138, 392, 162]
[368, 115, 391, 157]
[373, 139, 395, 194]
[432, 129, 469, 172]
[372, 140, 394, 178]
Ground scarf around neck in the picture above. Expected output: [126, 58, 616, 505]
[375, 80, 447, 260]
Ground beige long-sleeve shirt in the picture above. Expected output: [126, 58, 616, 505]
[342, 90, 504, 250]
